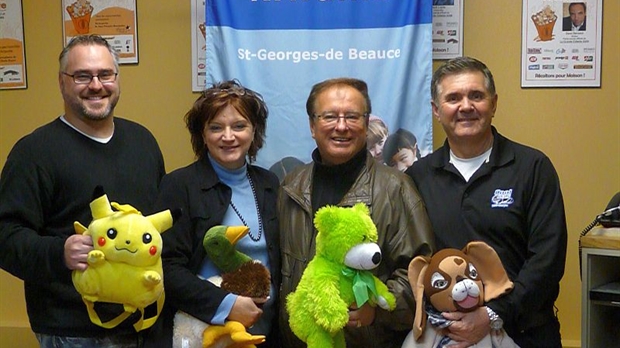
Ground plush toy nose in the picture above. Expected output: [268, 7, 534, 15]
[344, 242, 383, 270]
[452, 278, 481, 311]
[372, 252, 382, 265]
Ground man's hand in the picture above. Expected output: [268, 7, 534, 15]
[64, 234, 93, 271]
[347, 302, 376, 329]
[228, 296, 263, 328]
[442, 306, 490, 348]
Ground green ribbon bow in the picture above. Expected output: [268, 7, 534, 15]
[342, 267, 379, 307]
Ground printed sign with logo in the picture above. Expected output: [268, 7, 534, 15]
[521, 0, 602, 87]
[0, 0, 27, 89]
[204, 0, 434, 170]
[61, 0, 138, 64]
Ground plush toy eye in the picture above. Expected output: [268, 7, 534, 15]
[468, 263, 479, 280]
[106, 228, 117, 240]
[430, 272, 449, 289]
[142, 233, 152, 244]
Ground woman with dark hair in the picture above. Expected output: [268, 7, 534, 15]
[383, 128, 421, 172]
[147, 80, 280, 347]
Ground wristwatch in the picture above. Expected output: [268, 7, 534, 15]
[486, 306, 504, 330]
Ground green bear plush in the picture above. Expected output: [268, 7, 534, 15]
[286, 203, 396, 348]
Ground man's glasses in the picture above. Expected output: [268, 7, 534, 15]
[313, 111, 368, 126]
[62, 71, 118, 85]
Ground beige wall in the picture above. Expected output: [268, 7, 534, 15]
[0, 1, 618, 347]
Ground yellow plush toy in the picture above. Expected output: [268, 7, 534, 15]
[72, 186, 178, 331]
[286, 203, 396, 348]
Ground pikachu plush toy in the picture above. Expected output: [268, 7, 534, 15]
[72, 186, 179, 331]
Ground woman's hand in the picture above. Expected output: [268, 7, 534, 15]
[228, 296, 263, 328]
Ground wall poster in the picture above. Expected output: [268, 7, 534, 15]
[521, 0, 602, 87]
[204, 1, 433, 171]
[432, 0, 463, 60]
[0, 0, 27, 90]
[191, 0, 206, 92]
[61, 0, 138, 64]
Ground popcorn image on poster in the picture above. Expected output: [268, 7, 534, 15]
[66, 0, 94, 34]
[531, 5, 557, 41]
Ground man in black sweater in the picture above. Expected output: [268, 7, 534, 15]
[0, 35, 165, 347]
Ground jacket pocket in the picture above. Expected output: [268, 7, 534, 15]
[280, 248, 306, 297]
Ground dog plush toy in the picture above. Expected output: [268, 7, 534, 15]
[72, 186, 178, 331]
[286, 203, 396, 348]
[401, 241, 519, 348]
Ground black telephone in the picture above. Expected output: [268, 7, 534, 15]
[579, 192, 620, 279]
[580, 192, 620, 236]
[598, 191, 620, 227]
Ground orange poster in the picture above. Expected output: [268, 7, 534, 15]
[0, 0, 27, 89]
[62, 0, 138, 64]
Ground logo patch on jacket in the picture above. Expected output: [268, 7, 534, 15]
[491, 189, 514, 208]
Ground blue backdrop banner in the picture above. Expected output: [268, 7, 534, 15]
[206, 0, 433, 175]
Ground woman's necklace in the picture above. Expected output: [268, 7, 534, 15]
[229, 172, 263, 242]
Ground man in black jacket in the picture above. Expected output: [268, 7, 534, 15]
[406, 57, 567, 348]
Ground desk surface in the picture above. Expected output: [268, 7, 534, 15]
[581, 227, 620, 250]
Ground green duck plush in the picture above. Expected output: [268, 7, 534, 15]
[173, 225, 269, 348]
[286, 203, 396, 348]
[203, 225, 270, 298]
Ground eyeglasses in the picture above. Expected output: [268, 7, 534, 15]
[202, 84, 266, 112]
[203, 85, 247, 98]
[313, 111, 368, 125]
[62, 71, 118, 84]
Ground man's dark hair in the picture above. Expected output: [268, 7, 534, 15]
[568, 2, 586, 13]
[431, 56, 496, 104]
[59, 35, 119, 73]
[305, 77, 372, 120]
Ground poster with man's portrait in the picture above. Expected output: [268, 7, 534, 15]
[521, 0, 602, 88]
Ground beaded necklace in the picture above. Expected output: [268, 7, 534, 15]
[229, 172, 263, 242]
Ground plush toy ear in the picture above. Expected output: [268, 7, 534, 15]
[314, 205, 336, 240]
[408, 255, 431, 341]
[90, 193, 115, 220]
[74, 221, 88, 235]
[462, 241, 513, 301]
[351, 202, 370, 216]
[146, 210, 175, 234]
